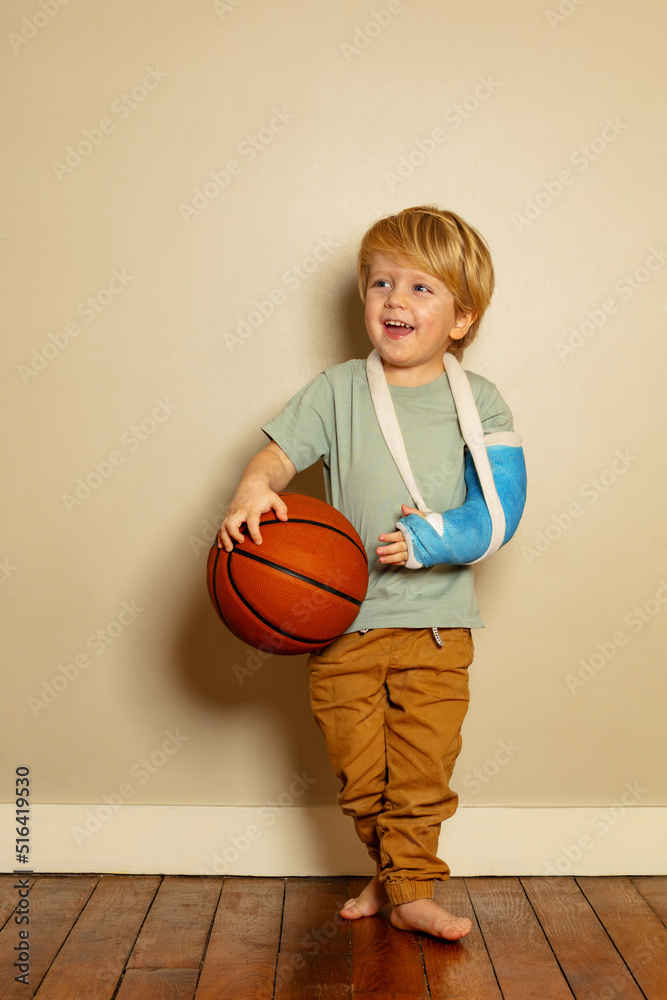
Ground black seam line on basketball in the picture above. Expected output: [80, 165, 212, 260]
[232, 547, 363, 607]
[226, 555, 342, 647]
[259, 517, 367, 563]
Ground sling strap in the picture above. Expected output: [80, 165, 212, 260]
[365, 348, 508, 560]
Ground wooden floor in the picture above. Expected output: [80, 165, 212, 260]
[0, 874, 666, 999]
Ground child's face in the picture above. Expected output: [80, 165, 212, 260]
[364, 252, 474, 385]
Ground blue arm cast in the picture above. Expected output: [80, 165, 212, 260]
[397, 442, 527, 568]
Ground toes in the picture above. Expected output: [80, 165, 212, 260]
[442, 918, 472, 940]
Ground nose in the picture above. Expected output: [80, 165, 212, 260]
[385, 283, 407, 308]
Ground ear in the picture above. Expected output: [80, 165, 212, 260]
[449, 310, 476, 341]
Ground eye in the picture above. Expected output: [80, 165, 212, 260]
[373, 279, 391, 288]
[414, 283, 431, 292]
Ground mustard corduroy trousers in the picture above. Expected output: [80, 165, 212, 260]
[307, 626, 473, 905]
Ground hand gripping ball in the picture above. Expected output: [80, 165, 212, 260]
[207, 493, 368, 655]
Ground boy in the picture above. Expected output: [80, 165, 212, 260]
[217, 206, 523, 940]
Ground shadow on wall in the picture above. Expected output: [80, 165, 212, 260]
[341, 278, 372, 362]
[173, 282, 373, 875]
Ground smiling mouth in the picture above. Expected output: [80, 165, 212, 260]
[384, 320, 414, 337]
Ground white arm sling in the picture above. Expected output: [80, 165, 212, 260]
[365, 348, 508, 563]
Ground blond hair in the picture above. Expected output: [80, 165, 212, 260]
[357, 205, 495, 359]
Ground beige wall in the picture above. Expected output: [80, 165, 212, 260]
[3, 0, 666, 866]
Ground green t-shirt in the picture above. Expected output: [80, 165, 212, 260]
[262, 358, 514, 631]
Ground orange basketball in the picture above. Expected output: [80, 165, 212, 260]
[207, 493, 368, 655]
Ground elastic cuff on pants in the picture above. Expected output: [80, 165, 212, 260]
[385, 880, 435, 905]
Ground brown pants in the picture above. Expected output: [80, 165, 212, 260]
[307, 626, 473, 905]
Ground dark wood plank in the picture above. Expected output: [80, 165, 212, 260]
[279, 877, 350, 953]
[522, 876, 644, 1000]
[465, 877, 574, 1000]
[127, 876, 222, 969]
[275, 877, 351, 998]
[0, 875, 98, 1000]
[5, 873, 661, 999]
[275, 952, 351, 999]
[195, 877, 284, 1000]
[577, 876, 667, 1000]
[348, 877, 429, 997]
[631, 875, 667, 924]
[33, 875, 160, 1000]
[115, 968, 198, 1000]
[354, 995, 431, 1000]
[421, 878, 503, 1000]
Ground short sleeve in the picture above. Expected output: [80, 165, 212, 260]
[261, 372, 335, 473]
[466, 371, 515, 434]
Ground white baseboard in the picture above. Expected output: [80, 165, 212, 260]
[2, 804, 665, 876]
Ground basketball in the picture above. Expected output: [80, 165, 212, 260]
[207, 493, 369, 655]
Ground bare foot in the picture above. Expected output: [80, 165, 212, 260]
[340, 874, 389, 920]
[391, 898, 472, 940]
